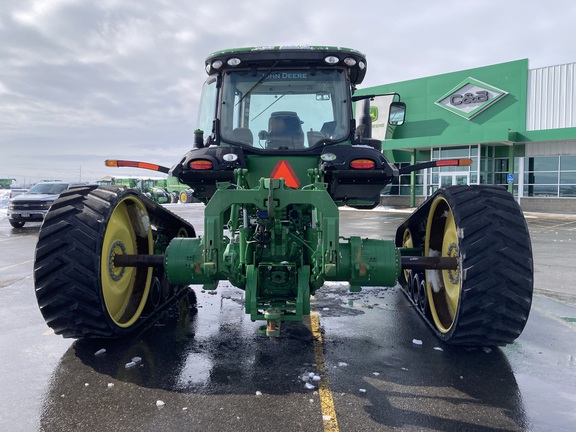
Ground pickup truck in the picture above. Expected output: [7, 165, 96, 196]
[7, 181, 87, 228]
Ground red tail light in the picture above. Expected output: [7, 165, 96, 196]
[350, 159, 375, 169]
[189, 160, 213, 170]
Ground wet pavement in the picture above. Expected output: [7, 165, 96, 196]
[0, 204, 575, 431]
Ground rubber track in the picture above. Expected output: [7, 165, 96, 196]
[397, 185, 534, 346]
[34, 185, 196, 339]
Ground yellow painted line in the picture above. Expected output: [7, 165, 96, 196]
[544, 220, 576, 230]
[310, 312, 339, 432]
[0, 259, 33, 272]
[528, 220, 576, 231]
[532, 303, 576, 331]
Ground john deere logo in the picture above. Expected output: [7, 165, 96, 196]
[370, 106, 379, 122]
[435, 77, 508, 120]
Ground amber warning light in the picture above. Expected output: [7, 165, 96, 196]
[105, 159, 170, 174]
[398, 158, 472, 175]
[436, 158, 473, 167]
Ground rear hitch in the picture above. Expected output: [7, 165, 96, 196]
[258, 309, 282, 338]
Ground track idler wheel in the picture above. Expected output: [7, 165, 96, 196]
[423, 186, 533, 346]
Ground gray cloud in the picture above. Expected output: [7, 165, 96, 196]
[1, 0, 575, 184]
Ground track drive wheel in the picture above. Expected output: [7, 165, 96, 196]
[424, 186, 533, 346]
[35, 186, 156, 338]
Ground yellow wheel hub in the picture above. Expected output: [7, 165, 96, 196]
[440, 209, 460, 324]
[425, 196, 461, 333]
[101, 196, 152, 328]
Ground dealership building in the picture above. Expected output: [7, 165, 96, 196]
[364, 59, 576, 212]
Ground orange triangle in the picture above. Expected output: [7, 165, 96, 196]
[270, 160, 300, 188]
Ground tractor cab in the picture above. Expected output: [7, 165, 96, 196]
[195, 46, 404, 152]
[174, 46, 406, 204]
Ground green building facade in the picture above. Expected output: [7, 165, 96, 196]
[361, 59, 576, 212]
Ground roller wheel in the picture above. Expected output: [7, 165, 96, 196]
[424, 186, 533, 346]
[147, 276, 162, 310]
[407, 270, 416, 302]
[401, 228, 414, 287]
[414, 272, 428, 314]
[34, 186, 154, 338]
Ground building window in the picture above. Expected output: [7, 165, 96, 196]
[384, 162, 424, 196]
[560, 156, 576, 197]
[523, 156, 576, 197]
[494, 158, 509, 185]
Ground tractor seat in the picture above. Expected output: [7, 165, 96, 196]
[265, 111, 304, 149]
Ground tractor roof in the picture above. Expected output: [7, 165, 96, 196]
[205, 45, 367, 85]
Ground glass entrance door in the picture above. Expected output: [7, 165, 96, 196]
[439, 172, 469, 188]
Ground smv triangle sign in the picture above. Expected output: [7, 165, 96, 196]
[270, 160, 300, 188]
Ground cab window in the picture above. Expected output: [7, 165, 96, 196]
[220, 69, 350, 150]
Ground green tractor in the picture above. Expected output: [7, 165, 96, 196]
[102, 166, 194, 203]
[96, 175, 173, 204]
[0, 178, 15, 189]
[34, 46, 533, 345]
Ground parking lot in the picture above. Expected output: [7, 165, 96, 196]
[0, 201, 575, 431]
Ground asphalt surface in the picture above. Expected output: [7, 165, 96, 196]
[0, 202, 575, 432]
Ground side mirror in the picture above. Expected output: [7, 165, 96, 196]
[389, 102, 406, 126]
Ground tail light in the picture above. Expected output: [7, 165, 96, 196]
[350, 159, 375, 169]
[189, 160, 213, 170]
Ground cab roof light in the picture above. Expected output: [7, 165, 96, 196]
[227, 57, 241, 66]
[343, 57, 357, 66]
[324, 55, 339, 65]
[189, 159, 213, 170]
[350, 159, 376, 169]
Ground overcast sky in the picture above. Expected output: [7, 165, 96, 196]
[1, 0, 575, 184]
